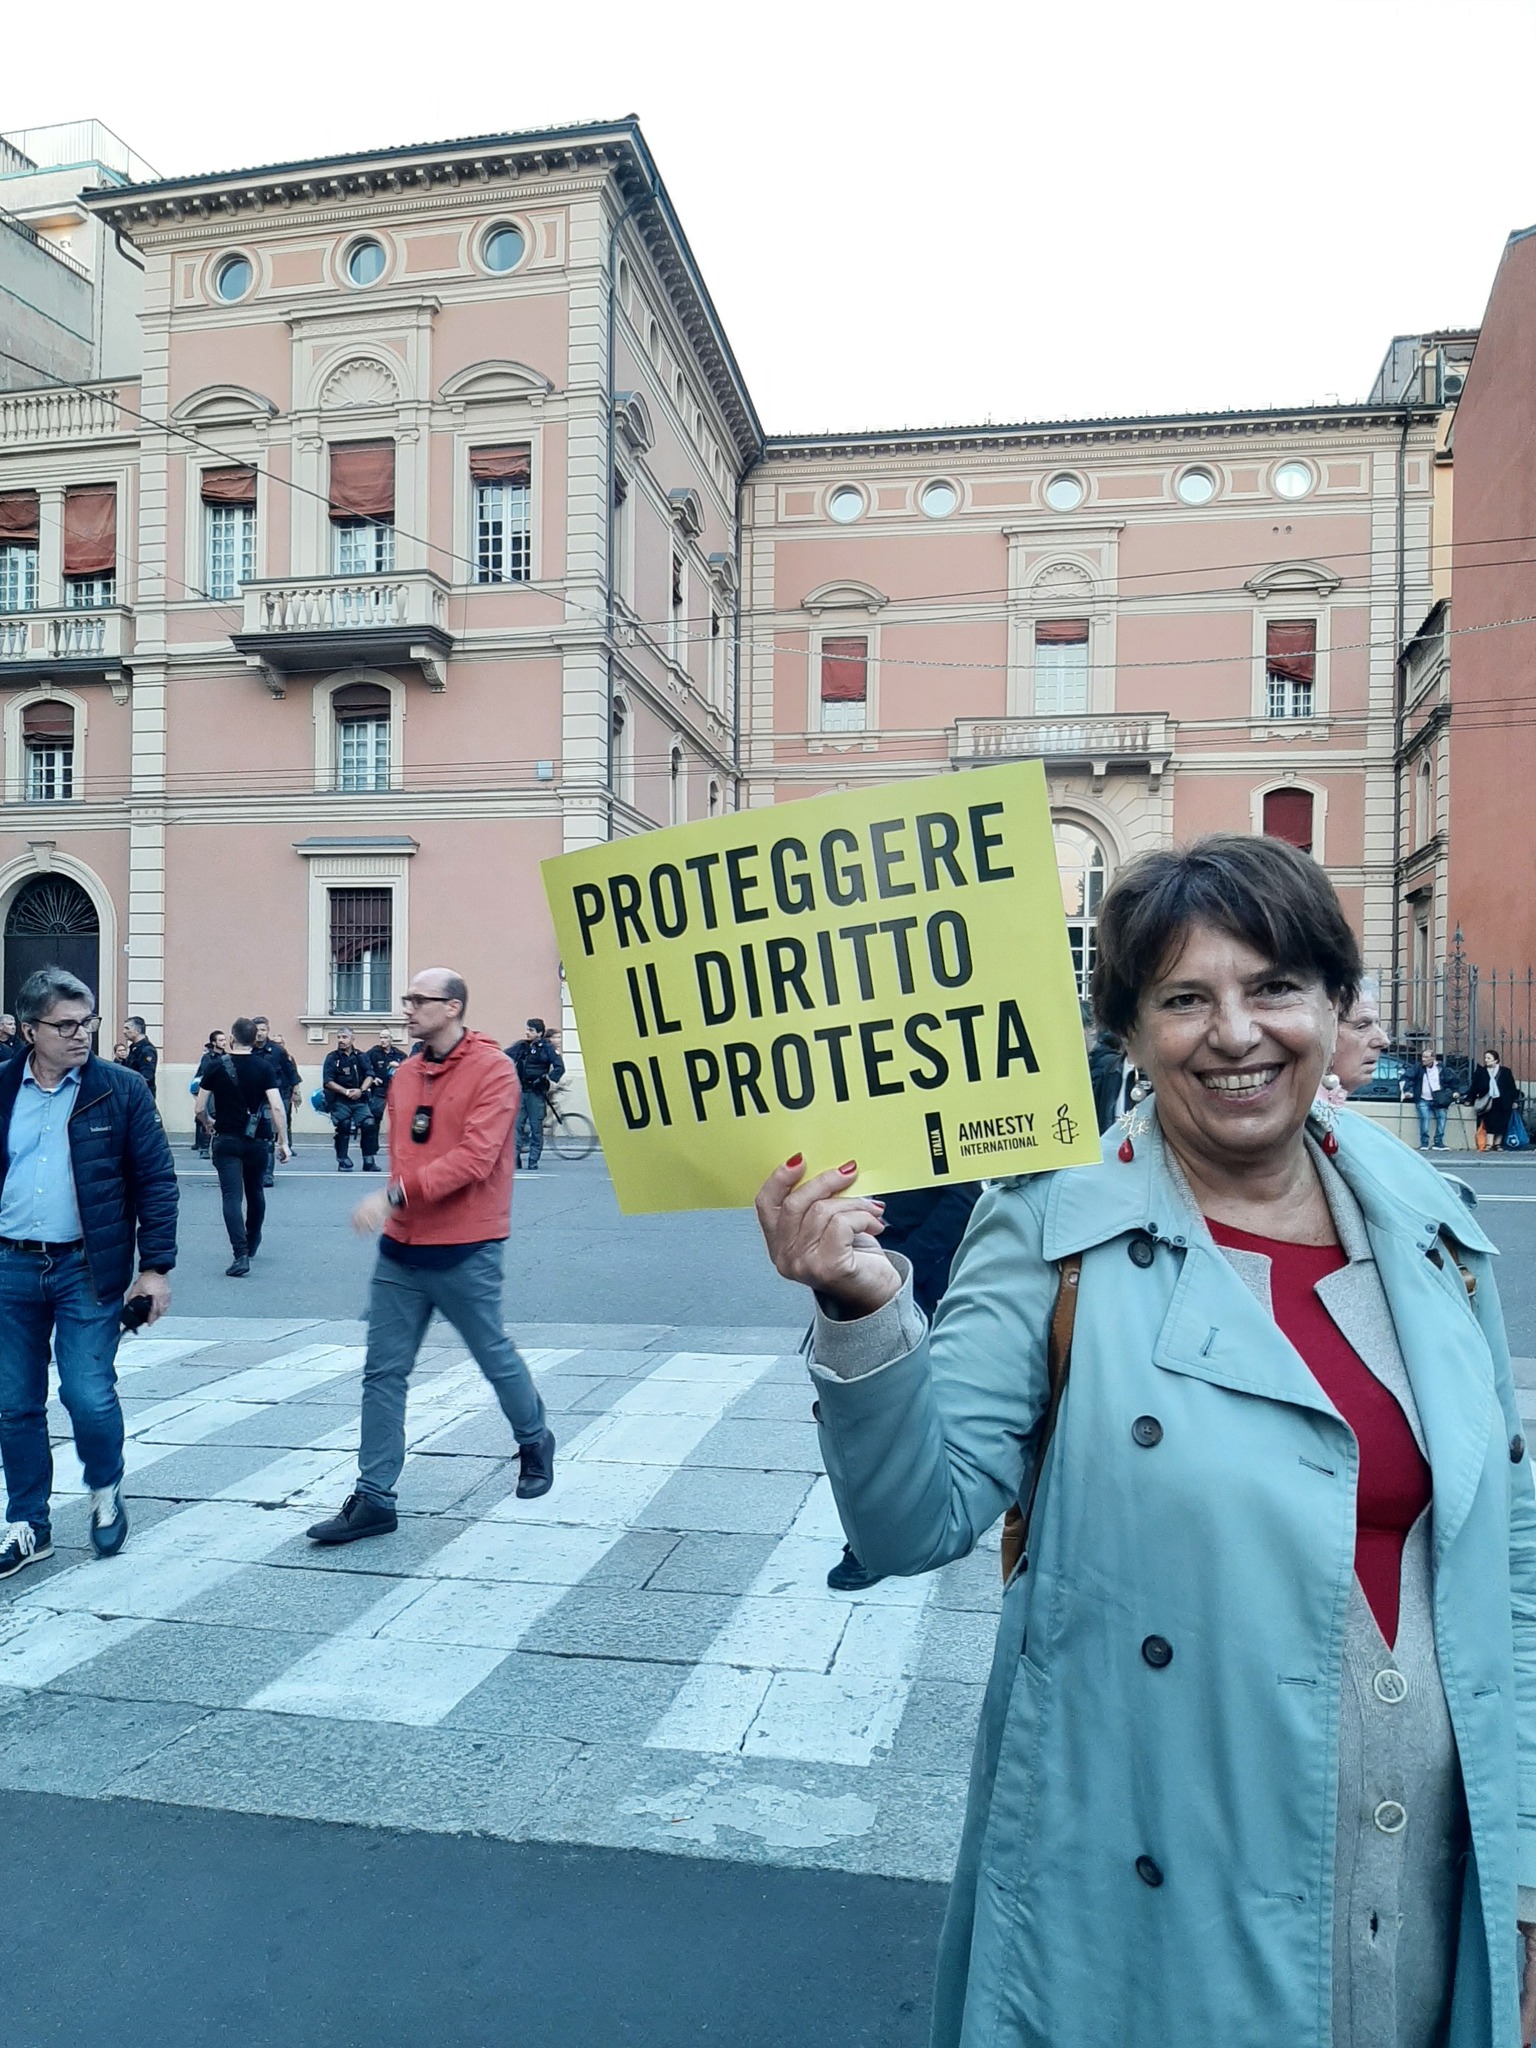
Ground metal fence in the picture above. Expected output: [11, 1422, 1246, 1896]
[1380, 931, 1536, 1084]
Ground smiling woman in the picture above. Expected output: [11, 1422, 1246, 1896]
[754, 831, 1536, 2048]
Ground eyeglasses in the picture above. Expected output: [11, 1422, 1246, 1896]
[400, 994, 448, 1010]
[34, 1016, 98, 1039]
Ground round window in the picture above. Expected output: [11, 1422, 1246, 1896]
[1273, 461, 1313, 500]
[483, 224, 526, 274]
[1044, 473, 1085, 512]
[214, 254, 253, 303]
[828, 486, 865, 525]
[921, 480, 959, 519]
[345, 238, 387, 287]
[1175, 467, 1217, 505]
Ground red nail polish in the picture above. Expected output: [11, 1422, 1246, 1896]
[839, 1160, 857, 1174]
[785, 1154, 803, 1169]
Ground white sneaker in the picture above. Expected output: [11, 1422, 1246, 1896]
[89, 1483, 129, 1558]
[0, 1519, 53, 1578]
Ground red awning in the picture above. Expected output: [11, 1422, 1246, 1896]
[0, 490, 40, 545]
[820, 637, 868, 702]
[468, 444, 531, 484]
[201, 464, 258, 505]
[1034, 618, 1089, 645]
[1266, 619, 1316, 686]
[62, 486, 117, 576]
[328, 442, 395, 522]
[1263, 787, 1314, 851]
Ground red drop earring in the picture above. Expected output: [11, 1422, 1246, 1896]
[1119, 1135, 1135, 1163]
[1321, 1128, 1339, 1157]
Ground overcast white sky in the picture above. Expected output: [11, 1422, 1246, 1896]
[6, 0, 1534, 433]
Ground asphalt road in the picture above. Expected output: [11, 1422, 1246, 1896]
[166, 1147, 805, 1326]
[0, 1791, 943, 2048]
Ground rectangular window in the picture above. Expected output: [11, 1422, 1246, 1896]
[1034, 619, 1090, 715]
[202, 466, 258, 600]
[471, 445, 532, 585]
[0, 490, 41, 612]
[0, 544, 39, 613]
[25, 742, 74, 803]
[62, 484, 115, 588]
[329, 442, 395, 576]
[612, 470, 631, 604]
[329, 887, 393, 1013]
[668, 552, 686, 667]
[709, 607, 725, 707]
[820, 635, 869, 732]
[64, 575, 115, 608]
[1262, 786, 1314, 853]
[1265, 619, 1316, 718]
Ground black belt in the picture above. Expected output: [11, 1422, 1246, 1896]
[0, 1236, 83, 1256]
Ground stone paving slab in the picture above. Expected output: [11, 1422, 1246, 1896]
[0, 1317, 988, 1885]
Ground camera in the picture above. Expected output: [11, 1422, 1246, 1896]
[119, 1294, 155, 1335]
[410, 1104, 433, 1144]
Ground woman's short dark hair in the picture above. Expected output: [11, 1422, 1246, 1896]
[1092, 835, 1362, 1039]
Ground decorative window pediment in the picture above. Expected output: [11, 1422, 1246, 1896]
[1031, 558, 1096, 599]
[438, 359, 554, 408]
[320, 356, 402, 411]
[1245, 559, 1343, 601]
[800, 579, 888, 619]
[612, 391, 654, 453]
[669, 487, 704, 539]
[170, 384, 278, 427]
[707, 551, 738, 596]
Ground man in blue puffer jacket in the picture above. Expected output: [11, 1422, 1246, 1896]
[0, 967, 178, 1580]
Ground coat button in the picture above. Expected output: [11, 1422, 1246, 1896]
[1141, 1635, 1173, 1668]
[1132, 1415, 1163, 1448]
[1373, 1669, 1408, 1705]
[1372, 1800, 1408, 1835]
[1135, 1854, 1164, 1887]
[1127, 1233, 1155, 1269]
[1512, 1435, 1526, 1464]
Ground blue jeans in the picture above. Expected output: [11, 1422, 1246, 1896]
[357, 1243, 546, 1508]
[0, 1245, 125, 1531]
[1416, 1099, 1448, 1148]
[515, 1092, 547, 1166]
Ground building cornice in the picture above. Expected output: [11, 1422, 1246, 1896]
[78, 119, 764, 469]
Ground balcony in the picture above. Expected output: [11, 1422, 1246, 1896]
[0, 606, 133, 697]
[0, 383, 128, 446]
[950, 712, 1171, 788]
[231, 572, 453, 694]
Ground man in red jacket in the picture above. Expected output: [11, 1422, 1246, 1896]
[307, 966, 554, 1545]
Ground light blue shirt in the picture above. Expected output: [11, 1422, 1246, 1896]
[0, 1059, 84, 1243]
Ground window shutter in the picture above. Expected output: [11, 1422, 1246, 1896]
[468, 444, 531, 484]
[332, 682, 392, 717]
[328, 442, 395, 522]
[1265, 619, 1316, 685]
[22, 700, 74, 742]
[0, 490, 40, 545]
[1262, 787, 1314, 852]
[1034, 618, 1090, 646]
[201, 465, 258, 505]
[62, 485, 116, 576]
[820, 636, 869, 702]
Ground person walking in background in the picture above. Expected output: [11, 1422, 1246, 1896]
[271, 1035, 302, 1144]
[122, 1016, 158, 1101]
[368, 1029, 405, 1144]
[1469, 1045, 1521, 1150]
[111, 1037, 129, 1066]
[1323, 978, 1390, 1104]
[0, 1014, 20, 1063]
[191, 1029, 230, 1156]
[1402, 1048, 1454, 1151]
[253, 1019, 300, 1184]
[1086, 1028, 1139, 1133]
[194, 1018, 291, 1277]
[508, 1017, 564, 1171]
[0, 968, 178, 1579]
[322, 1028, 380, 1174]
[307, 968, 554, 1546]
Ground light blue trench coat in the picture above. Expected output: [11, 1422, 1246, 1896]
[811, 1113, 1536, 2048]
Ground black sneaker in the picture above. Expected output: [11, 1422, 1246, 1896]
[0, 1520, 52, 1579]
[226, 1255, 251, 1277]
[516, 1429, 556, 1499]
[262, 1175, 275, 1189]
[307, 1491, 398, 1545]
[826, 1544, 884, 1592]
[337, 1159, 354, 1173]
[362, 1157, 380, 1172]
[89, 1485, 129, 1559]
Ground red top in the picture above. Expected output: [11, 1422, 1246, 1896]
[384, 1030, 519, 1245]
[1207, 1223, 1432, 1647]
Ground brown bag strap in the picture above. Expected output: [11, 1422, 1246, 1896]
[999, 1253, 1082, 1582]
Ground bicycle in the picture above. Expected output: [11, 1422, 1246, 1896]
[542, 1084, 598, 1163]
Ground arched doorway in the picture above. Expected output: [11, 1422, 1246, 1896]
[1053, 819, 1108, 1000]
[4, 874, 100, 1016]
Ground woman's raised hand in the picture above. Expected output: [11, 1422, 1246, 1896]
[755, 1157, 902, 1318]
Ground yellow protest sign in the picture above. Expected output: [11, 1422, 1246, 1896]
[541, 761, 1101, 1213]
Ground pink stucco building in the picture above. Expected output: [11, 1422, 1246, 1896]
[0, 116, 1448, 1114]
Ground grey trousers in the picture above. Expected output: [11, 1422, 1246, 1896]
[357, 1243, 546, 1507]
